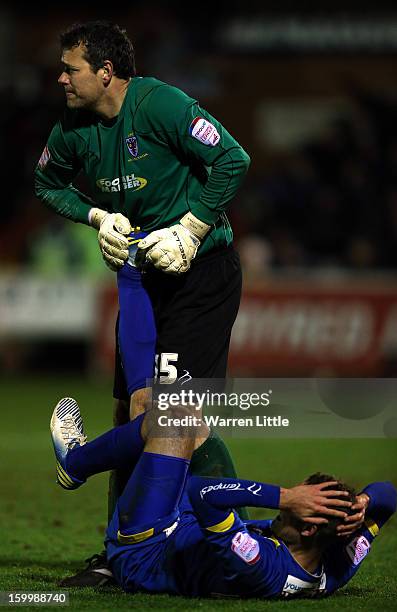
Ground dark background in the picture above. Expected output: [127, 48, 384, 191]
[2, 1, 397, 271]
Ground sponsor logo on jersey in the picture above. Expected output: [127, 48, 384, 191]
[345, 535, 371, 565]
[200, 482, 244, 499]
[231, 531, 261, 565]
[96, 174, 147, 193]
[189, 117, 220, 146]
[163, 518, 179, 538]
[282, 574, 324, 596]
[128, 152, 149, 163]
[247, 483, 262, 495]
[37, 145, 51, 170]
[125, 135, 138, 157]
[199, 481, 261, 500]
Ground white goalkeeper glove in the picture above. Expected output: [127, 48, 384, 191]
[89, 208, 132, 271]
[137, 212, 210, 274]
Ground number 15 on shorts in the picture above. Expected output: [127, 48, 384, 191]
[155, 353, 179, 383]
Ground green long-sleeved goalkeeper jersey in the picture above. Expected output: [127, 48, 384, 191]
[34, 77, 250, 256]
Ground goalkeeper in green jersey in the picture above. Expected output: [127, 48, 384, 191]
[34, 20, 250, 587]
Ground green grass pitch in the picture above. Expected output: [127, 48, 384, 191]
[0, 375, 396, 611]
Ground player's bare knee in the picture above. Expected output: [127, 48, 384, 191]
[168, 404, 199, 433]
[129, 387, 152, 420]
[142, 403, 201, 443]
[142, 404, 198, 459]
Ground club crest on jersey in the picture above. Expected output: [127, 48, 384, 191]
[125, 135, 138, 157]
[189, 117, 220, 146]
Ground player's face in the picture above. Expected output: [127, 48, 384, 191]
[271, 511, 302, 545]
[58, 44, 103, 111]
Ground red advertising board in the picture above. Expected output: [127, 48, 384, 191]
[96, 278, 397, 376]
[229, 280, 397, 376]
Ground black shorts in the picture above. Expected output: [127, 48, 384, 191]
[113, 246, 242, 400]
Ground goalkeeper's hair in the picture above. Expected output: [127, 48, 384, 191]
[302, 472, 357, 551]
[60, 20, 136, 79]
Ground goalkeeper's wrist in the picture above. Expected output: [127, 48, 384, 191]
[89, 207, 107, 229]
[180, 211, 210, 240]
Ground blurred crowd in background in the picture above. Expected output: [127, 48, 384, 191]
[233, 93, 397, 274]
[2, 1, 397, 280]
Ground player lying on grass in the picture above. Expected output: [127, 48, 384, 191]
[50, 397, 396, 598]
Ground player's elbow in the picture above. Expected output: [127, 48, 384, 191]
[368, 481, 397, 518]
[34, 176, 42, 199]
[34, 184, 52, 210]
[386, 482, 397, 514]
[35, 187, 45, 203]
[187, 476, 204, 510]
[34, 175, 62, 213]
[34, 171, 48, 202]
[378, 481, 397, 514]
[381, 482, 397, 522]
[237, 147, 251, 175]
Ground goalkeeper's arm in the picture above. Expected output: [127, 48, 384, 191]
[34, 121, 132, 270]
[35, 172, 132, 271]
[35, 156, 131, 270]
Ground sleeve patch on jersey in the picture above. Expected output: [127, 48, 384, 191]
[189, 117, 220, 146]
[345, 535, 371, 566]
[231, 531, 260, 565]
[37, 145, 51, 170]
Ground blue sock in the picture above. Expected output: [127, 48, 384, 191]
[118, 452, 190, 530]
[66, 413, 145, 481]
[117, 266, 156, 395]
